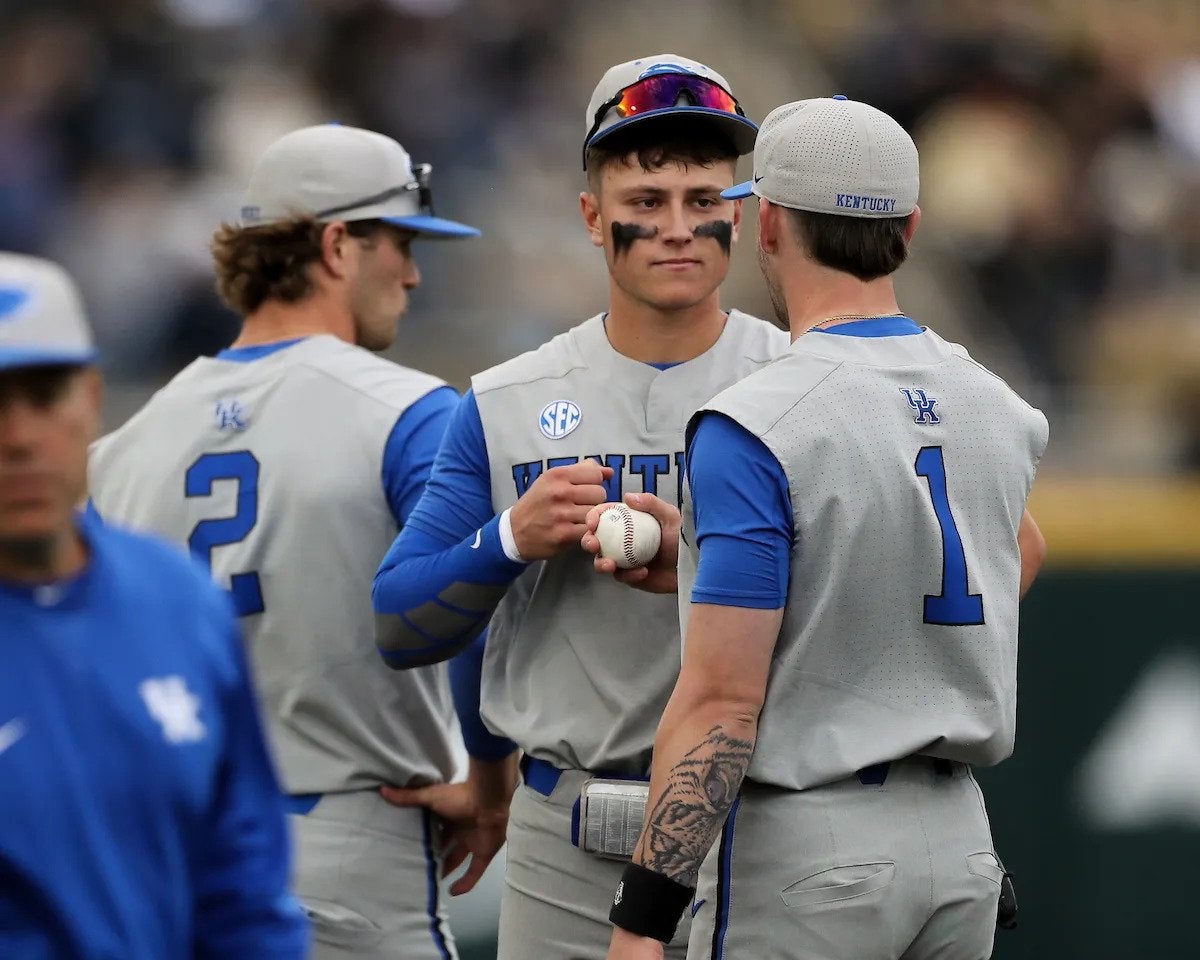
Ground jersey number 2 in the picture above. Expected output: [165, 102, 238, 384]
[185, 451, 265, 616]
[915, 446, 984, 626]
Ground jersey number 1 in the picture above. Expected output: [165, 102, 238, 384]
[915, 446, 984, 626]
[185, 451, 265, 617]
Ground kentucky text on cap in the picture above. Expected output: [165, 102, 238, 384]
[239, 124, 480, 239]
[0, 253, 97, 372]
[723, 96, 918, 218]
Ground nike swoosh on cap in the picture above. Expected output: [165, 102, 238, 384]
[0, 717, 28, 756]
[471, 529, 482, 549]
[0, 288, 31, 324]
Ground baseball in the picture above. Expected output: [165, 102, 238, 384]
[595, 503, 662, 569]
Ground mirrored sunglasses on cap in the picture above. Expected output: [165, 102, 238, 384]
[584, 73, 746, 163]
[315, 162, 435, 221]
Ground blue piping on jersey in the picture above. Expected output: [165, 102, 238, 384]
[812, 316, 923, 338]
[421, 810, 453, 960]
[711, 796, 741, 960]
[215, 338, 308, 362]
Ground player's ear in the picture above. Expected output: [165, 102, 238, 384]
[580, 190, 605, 249]
[730, 197, 742, 245]
[758, 199, 781, 254]
[903, 205, 921, 245]
[319, 221, 353, 279]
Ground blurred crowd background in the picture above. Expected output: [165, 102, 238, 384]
[5, 0, 1200, 474]
[4, 1, 1197, 957]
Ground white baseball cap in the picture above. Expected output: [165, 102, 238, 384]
[583, 54, 758, 167]
[239, 124, 480, 239]
[0, 253, 97, 372]
[724, 96, 919, 218]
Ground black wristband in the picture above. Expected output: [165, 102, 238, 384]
[609, 862, 695, 943]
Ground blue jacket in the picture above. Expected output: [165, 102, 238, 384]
[0, 513, 308, 959]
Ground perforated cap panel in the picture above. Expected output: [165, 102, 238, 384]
[748, 98, 918, 218]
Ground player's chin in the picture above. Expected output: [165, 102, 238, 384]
[0, 500, 66, 543]
[357, 314, 402, 352]
[643, 277, 723, 313]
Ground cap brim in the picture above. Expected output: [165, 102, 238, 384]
[381, 214, 481, 239]
[587, 107, 759, 157]
[0, 347, 98, 371]
[721, 180, 755, 199]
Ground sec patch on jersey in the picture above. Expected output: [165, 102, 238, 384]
[539, 399, 582, 439]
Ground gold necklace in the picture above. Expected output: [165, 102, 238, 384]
[811, 312, 907, 331]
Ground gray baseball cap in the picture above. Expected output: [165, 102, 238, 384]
[238, 124, 480, 239]
[724, 96, 919, 218]
[583, 54, 758, 166]
[0, 253, 97, 372]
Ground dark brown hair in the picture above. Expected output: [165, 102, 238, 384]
[211, 217, 380, 315]
[585, 119, 739, 192]
[785, 209, 910, 281]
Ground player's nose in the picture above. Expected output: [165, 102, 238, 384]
[401, 256, 420, 290]
[0, 399, 42, 455]
[661, 202, 692, 243]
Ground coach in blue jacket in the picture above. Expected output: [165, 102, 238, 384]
[0, 252, 308, 959]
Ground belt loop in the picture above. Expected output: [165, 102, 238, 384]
[285, 792, 323, 815]
[521, 756, 564, 797]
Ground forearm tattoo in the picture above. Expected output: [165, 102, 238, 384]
[634, 724, 754, 886]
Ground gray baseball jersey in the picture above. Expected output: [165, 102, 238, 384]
[473, 311, 788, 774]
[680, 326, 1048, 790]
[89, 335, 462, 795]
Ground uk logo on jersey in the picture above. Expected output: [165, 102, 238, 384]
[215, 398, 249, 432]
[139, 676, 206, 744]
[539, 400, 582, 440]
[900, 388, 940, 424]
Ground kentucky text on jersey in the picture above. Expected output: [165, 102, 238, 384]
[511, 452, 687, 503]
[835, 194, 898, 213]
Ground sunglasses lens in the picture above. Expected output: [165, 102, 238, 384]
[613, 75, 739, 120]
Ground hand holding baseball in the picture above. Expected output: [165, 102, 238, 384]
[581, 493, 680, 594]
[510, 461, 614, 560]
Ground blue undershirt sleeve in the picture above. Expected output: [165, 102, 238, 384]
[449, 630, 518, 761]
[373, 389, 527, 668]
[381, 385, 459, 527]
[688, 412, 793, 609]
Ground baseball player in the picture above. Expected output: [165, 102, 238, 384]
[372, 55, 788, 960]
[0, 253, 307, 959]
[88, 124, 501, 960]
[602, 97, 1048, 960]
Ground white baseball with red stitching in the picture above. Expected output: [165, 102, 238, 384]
[596, 503, 662, 569]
